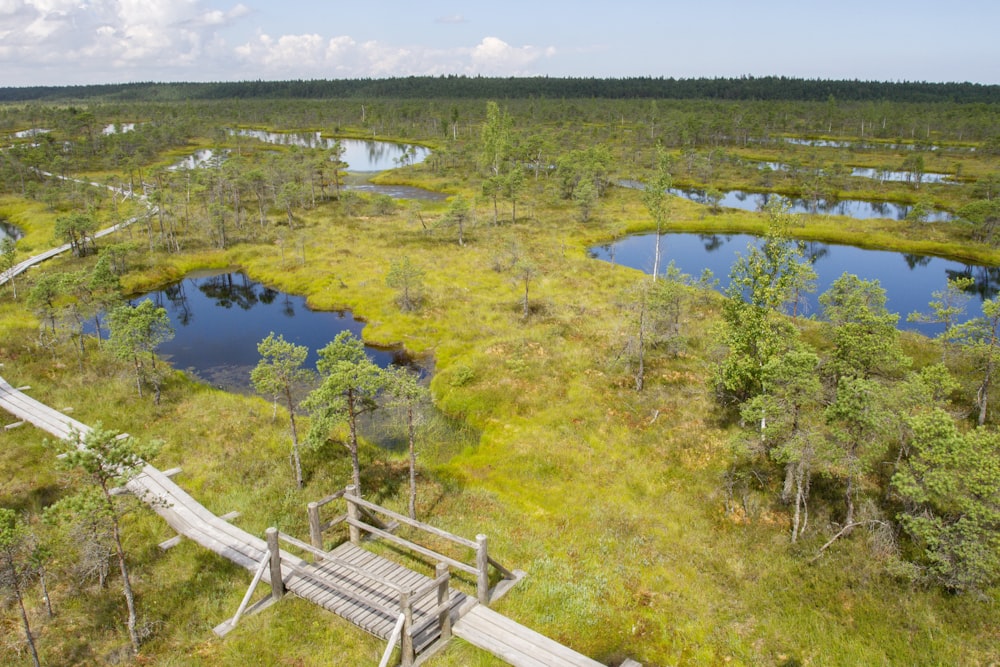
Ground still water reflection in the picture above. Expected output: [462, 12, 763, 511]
[130, 271, 408, 392]
[230, 129, 430, 171]
[590, 233, 999, 336]
[619, 180, 952, 222]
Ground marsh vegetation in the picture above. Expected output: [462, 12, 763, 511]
[0, 80, 999, 665]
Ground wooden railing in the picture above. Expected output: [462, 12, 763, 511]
[269, 526, 452, 667]
[307, 485, 517, 605]
[306, 489, 347, 549]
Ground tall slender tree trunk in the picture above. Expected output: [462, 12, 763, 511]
[522, 276, 530, 320]
[635, 296, 646, 392]
[407, 404, 417, 520]
[103, 486, 140, 654]
[14, 581, 40, 667]
[39, 565, 53, 617]
[112, 520, 140, 653]
[652, 226, 662, 281]
[285, 388, 303, 489]
[844, 476, 855, 533]
[347, 391, 362, 494]
[978, 352, 994, 426]
[132, 357, 144, 398]
[790, 462, 809, 543]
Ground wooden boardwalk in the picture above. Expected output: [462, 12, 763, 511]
[1, 170, 152, 287]
[1, 376, 623, 665]
[0, 375, 270, 571]
[0, 172, 630, 664]
[454, 605, 605, 667]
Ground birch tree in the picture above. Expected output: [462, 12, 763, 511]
[642, 145, 672, 281]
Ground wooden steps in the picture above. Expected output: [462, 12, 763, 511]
[453, 605, 605, 667]
[286, 542, 466, 653]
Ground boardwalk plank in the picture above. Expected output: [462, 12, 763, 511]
[454, 606, 604, 667]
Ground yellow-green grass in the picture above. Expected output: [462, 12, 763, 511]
[1, 169, 998, 666]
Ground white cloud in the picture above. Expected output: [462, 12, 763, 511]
[0, 1, 557, 85]
[234, 32, 555, 79]
[1, 0, 251, 83]
[469, 37, 554, 75]
[197, 4, 249, 26]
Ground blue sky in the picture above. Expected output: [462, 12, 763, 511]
[1, 1, 997, 87]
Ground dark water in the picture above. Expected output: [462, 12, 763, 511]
[590, 233, 1000, 336]
[127, 271, 410, 392]
[0, 219, 23, 242]
[618, 180, 953, 222]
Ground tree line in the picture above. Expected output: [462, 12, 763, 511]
[2, 75, 999, 104]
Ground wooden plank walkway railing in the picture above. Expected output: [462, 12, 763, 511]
[309, 485, 523, 605]
[1, 375, 458, 662]
[0, 165, 635, 664]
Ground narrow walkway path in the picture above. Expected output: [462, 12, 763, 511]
[0, 209, 153, 286]
[0, 375, 269, 571]
[0, 170, 627, 666]
[454, 605, 605, 667]
[1, 167, 153, 287]
[289, 541, 468, 654]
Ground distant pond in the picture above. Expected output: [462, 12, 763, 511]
[230, 129, 431, 171]
[169, 132, 442, 200]
[749, 161, 956, 185]
[126, 271, 410, 392]
[618, 180, 952, 222]
[590, 232, 999, 337]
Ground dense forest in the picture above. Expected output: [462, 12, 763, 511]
[2, 75, 1000, 104]
[0, 85, 999, 666]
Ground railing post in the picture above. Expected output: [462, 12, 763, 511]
[400, 591, 414, 667]
[345, 485, 361, 545]
[436, 562, 451, 641]
[266, 527, 285, 600]
[476, 534, 489, 604]
[307, 501, 323, 556]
